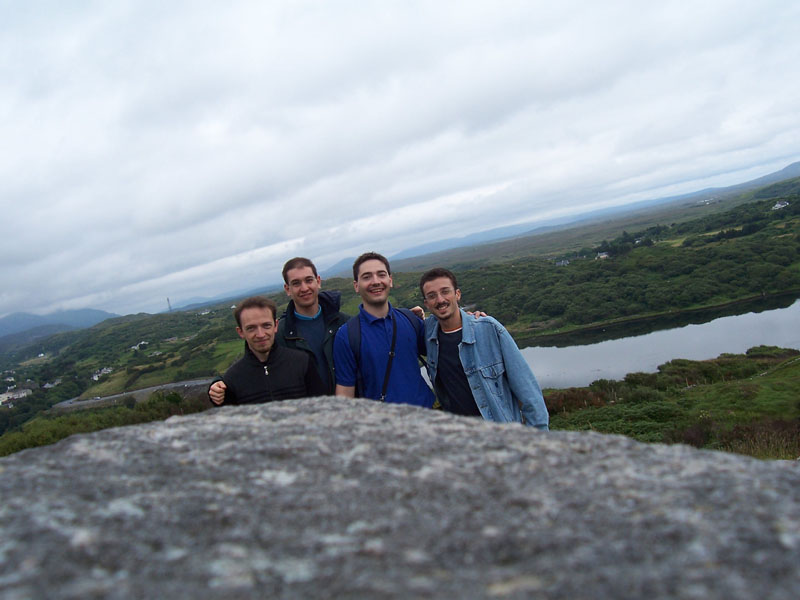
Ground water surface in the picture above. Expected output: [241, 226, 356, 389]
[521, 300, 800, 389]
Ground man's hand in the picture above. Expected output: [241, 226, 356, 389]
[209, 380, 226, 405]
[410, 305, 425, 319]
[467, 310, 488, 318]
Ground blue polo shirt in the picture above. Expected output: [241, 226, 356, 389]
[333, 303, 434, 408]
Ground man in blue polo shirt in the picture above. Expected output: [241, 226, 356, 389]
[333, 252, 434, 408]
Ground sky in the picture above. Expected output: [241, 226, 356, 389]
[2, 1, 799, 318]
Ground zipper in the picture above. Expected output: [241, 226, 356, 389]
[263, 364, 272, 401]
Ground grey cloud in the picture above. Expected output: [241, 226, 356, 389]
[2, 1, 800, 317]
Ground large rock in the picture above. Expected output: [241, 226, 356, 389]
[0, 397, 798, 599]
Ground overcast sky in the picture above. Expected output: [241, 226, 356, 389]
[2, 1, 799, 318]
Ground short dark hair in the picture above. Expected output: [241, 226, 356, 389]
[419, 267, 458, 296]
[233, 296, 277, 327]
[282, 257, 318, 284]
[352, 251, 391, 281]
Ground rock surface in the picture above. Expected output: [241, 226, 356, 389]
[1, 397, 798, 599]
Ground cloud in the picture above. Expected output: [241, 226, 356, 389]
[1, 1, 799, 317]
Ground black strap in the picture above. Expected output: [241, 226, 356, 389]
[348, 307, 423, 399]
[348, 307, 422, 365]
[379, 315, 398, 401]
[346, 313, 364, 396]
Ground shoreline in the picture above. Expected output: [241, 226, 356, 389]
[515, 290, 800, 347]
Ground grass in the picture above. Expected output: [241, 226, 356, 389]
[212, 339, 243, 373]
[718, 421, 799, 459]
[0, 391, 209, 457]
[546, 347, 800, 460]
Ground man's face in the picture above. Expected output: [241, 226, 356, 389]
[422, 277, 461, 322]
[284, 266, 321, 310]
[236, 306, 277, 357]
[354, 259, 393, 306]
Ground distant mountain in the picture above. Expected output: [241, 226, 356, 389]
[390, 221, 566, 261]
[751, 175, 800, 199]
[320, 256, 357, 280]
[168, 283, 284, 312]
[652, 161, 800, 206]
[0, 324, 74, 355]
[722, 160, 800, 190]
[388, 161, 800, 264]
[0, 309, 119, 338]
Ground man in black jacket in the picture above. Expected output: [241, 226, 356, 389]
[277, 257, 350, 393]
[208, 296, 325, 405]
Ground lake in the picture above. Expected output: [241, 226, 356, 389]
[521, 298, 800, 389]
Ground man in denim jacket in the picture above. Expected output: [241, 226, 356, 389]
[420, 267, 549, 430]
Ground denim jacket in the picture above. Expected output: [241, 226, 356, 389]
[424, 309, 549, 430]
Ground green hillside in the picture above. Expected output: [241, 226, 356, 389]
[2, 346, 797, 460]
[547, 346, 800, 459]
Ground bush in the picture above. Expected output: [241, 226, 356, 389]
[544, 388, 606, 414]
[0, 390, 210, 457]
[623, 372, 659, 388]
[621, 387, 664, 404]
[717, 418, 800, 460]
[664, 416, 716, 448]
[745, 345, 799, 359]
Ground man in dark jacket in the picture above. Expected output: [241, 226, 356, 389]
[277, 257, 350, 393]
[208, 296, 325, 405]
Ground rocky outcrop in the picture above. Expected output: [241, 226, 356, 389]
[1, 397, 798, 599]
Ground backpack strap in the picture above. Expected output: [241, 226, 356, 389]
[346, 308, 425, 396]
[346, 314, 363, 395]
[348, 309, 423, 358]
[395, 307, 425, 364]
[346, 307, 425, 398]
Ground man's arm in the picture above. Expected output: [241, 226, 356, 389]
[335, 384, 356, 398]
[332, 324, 358, 397]
[410, 306, 485, 320]
[496, 324, 549, 430]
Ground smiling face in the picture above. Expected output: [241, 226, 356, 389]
[422, 276, 462, 323]
[236, 306, 277, 361]
[354, 258, 393, 308]
[284, 265, 321, 315]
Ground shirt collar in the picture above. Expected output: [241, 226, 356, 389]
[294, 305, 322, 321]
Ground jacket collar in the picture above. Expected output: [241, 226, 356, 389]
[459, 308, 477, 344]
[318, 290, 342, 314]
[426, 308, 476, 344]
[283, 290, 343, 332]
[243, 340, 280, 364]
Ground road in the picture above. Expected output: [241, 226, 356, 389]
[52, 378, 213, 412]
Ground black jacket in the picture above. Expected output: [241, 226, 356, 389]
[214, 342, 326, 405]
[276, 290, 350, 393]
